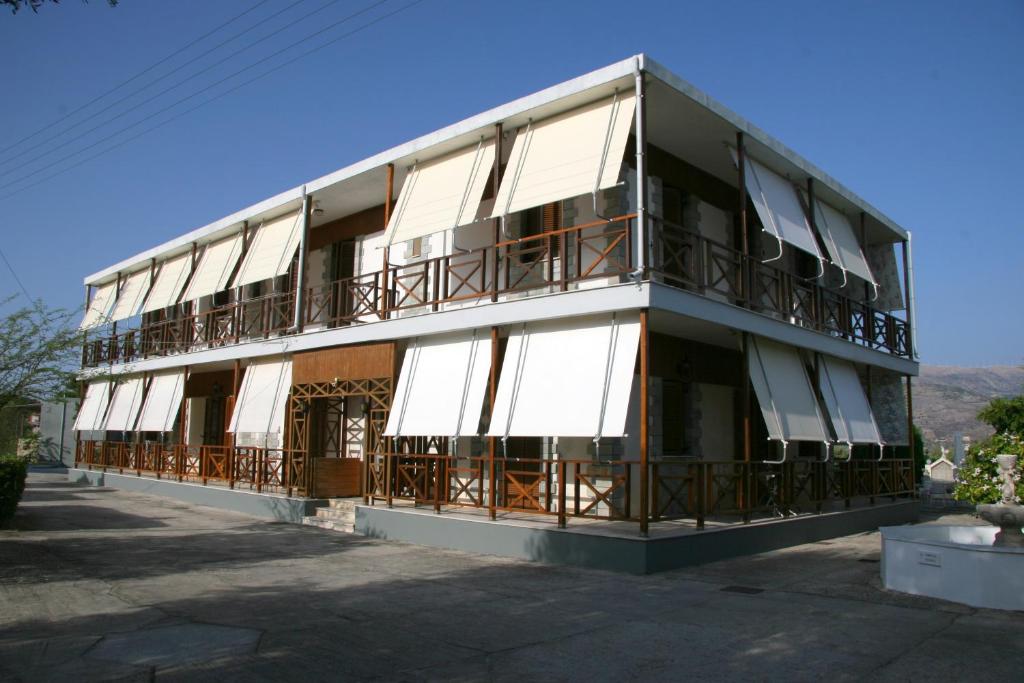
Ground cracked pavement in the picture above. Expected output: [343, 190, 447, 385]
[1, 472, 1021, 681]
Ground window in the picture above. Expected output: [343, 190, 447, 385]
[518, 201, 562, 262]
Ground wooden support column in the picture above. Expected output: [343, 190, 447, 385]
[736, 131, 749, 302]
[901, 237, 915, 358]
[381, 164, 394, 319]
[907, 374, 915, 489]
[488, 326, 498, 520]
[741, 331, 752, 521]
[491, 122, 502, 303]
[639, 309, 650, 536]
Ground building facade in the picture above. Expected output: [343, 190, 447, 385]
[72, 55, 918, 541]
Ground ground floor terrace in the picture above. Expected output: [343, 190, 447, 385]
[2, 471, 1019, 681]
[75, 305, 918, 545]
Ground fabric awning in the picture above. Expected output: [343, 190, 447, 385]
[490, 92, 636, 218]
[227, 358, 291, 439]
[747, 337, 829, 443]
[385, 140, 496, 247]
[232, 211, 303, 288]
[817, 355, 883, 445]
[180, 233, 244, 302]
[811, 199, 876, 286]
[732, 150, 824, 266]
[108, 268, 150, 322]
[384, 330, 490, 438]
[103, 377, 146, 431]
[135, 371, 185, 432]
[73, 381, 111, 431]
[487, 313, 640, 439]
[79, 281, 117, 329]
[141, 252, 192, 314]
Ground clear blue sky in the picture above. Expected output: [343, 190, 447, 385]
[1, 0, 1020, 366]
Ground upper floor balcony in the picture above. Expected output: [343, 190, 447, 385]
[79, 56, 914, 371]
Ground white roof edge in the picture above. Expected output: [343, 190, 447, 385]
[85, 53, 908, 285]
[640, 56, 909, 241]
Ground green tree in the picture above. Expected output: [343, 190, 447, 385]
[977, 395, 1024, 436]
[0, 298, 83, 412]
[2, 0, 116, 14]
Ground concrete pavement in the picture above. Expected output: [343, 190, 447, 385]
[1, 472, 1021, 681]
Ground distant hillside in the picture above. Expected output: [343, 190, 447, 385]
[915, 365, 1024, 451]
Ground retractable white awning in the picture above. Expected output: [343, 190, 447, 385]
[180, 233, 243, 302]
[487, 313, 640, 439]
[141, 252, 192, 314]
[732, 150, 824, 267]
[490, 92, 636, 218]
[79, 281, 117, 329]
[103, 377, 146, 431]
[73, 381, 111, 431]
[811, 198, 876, 286]
[227, 358, 291, 438]
[107, 268, 150, 322]
[135, 371, 185, 432]
[385, 140, 496, 247]
[747, 337, 829, 444]
[232, 211, 303, 288]
[817, 355, 883, 446]
[384, 331, 490, 438]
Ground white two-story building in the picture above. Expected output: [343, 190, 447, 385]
[71, 55, 919, 571]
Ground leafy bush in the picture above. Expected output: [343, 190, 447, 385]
[0, 456, 28, 524]
[953, 433, 1024, 505]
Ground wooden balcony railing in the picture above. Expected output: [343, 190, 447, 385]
[82, 213, 911, 366]
[649, 217, 910, 357]
[75, 440, 309, 496]
[364, 452, 915, 529]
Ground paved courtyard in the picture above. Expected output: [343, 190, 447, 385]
[1, 471, 1021, 681]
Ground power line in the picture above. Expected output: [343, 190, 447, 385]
[0, 0, 427, 202]
[0, 0, 272, 159]
[0, 245, 32, 302]
[0, 0, 379, 192]
[0, 0, 323, 174]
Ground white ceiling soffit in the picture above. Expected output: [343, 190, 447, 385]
[141, 252, 193, 314]
[227, 358, 291, 438]
[107, 268, 150, 323]
[135, 371, 185, 433]
[180, 233, 244, 302]
[103, 377, 146, 432]
[491, 92, 636, 218]
[488, 312, 640, 438]
[233, 211, 303, 288]
[384, 140, 496, 247]
[731, 149, 824, 264]
[73, 381, 110, 431]
[812, 198, 876, 286]
[384, 330, 490, 438]
[747, 336, 829, 443]
[79, 281, 117, 330]
[817, 355, 883, 446]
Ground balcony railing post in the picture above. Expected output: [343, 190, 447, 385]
[557, 459, 567, 528]
[696, 463, 706, 529]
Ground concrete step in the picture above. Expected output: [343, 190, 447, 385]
[327, 498, 359, 511]
[314, 507, 355, 522]
[301, 515, 355, 534]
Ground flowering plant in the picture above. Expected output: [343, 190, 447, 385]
[952, 433, 1024, 505]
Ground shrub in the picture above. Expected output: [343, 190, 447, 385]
[952, 433, 1024, 505]
[0, 456, 28, 524]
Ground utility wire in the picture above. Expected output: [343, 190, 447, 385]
[0, 245, 32, 302]
[0, 0, 272, 159]
[0, 0, 325, 174]
[0, 0, 427, 202]
[0, 0, 383, 192]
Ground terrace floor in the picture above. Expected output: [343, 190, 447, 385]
[2, 470, 1020, 681]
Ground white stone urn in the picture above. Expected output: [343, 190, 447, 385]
[976, 454, 1024, 547]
